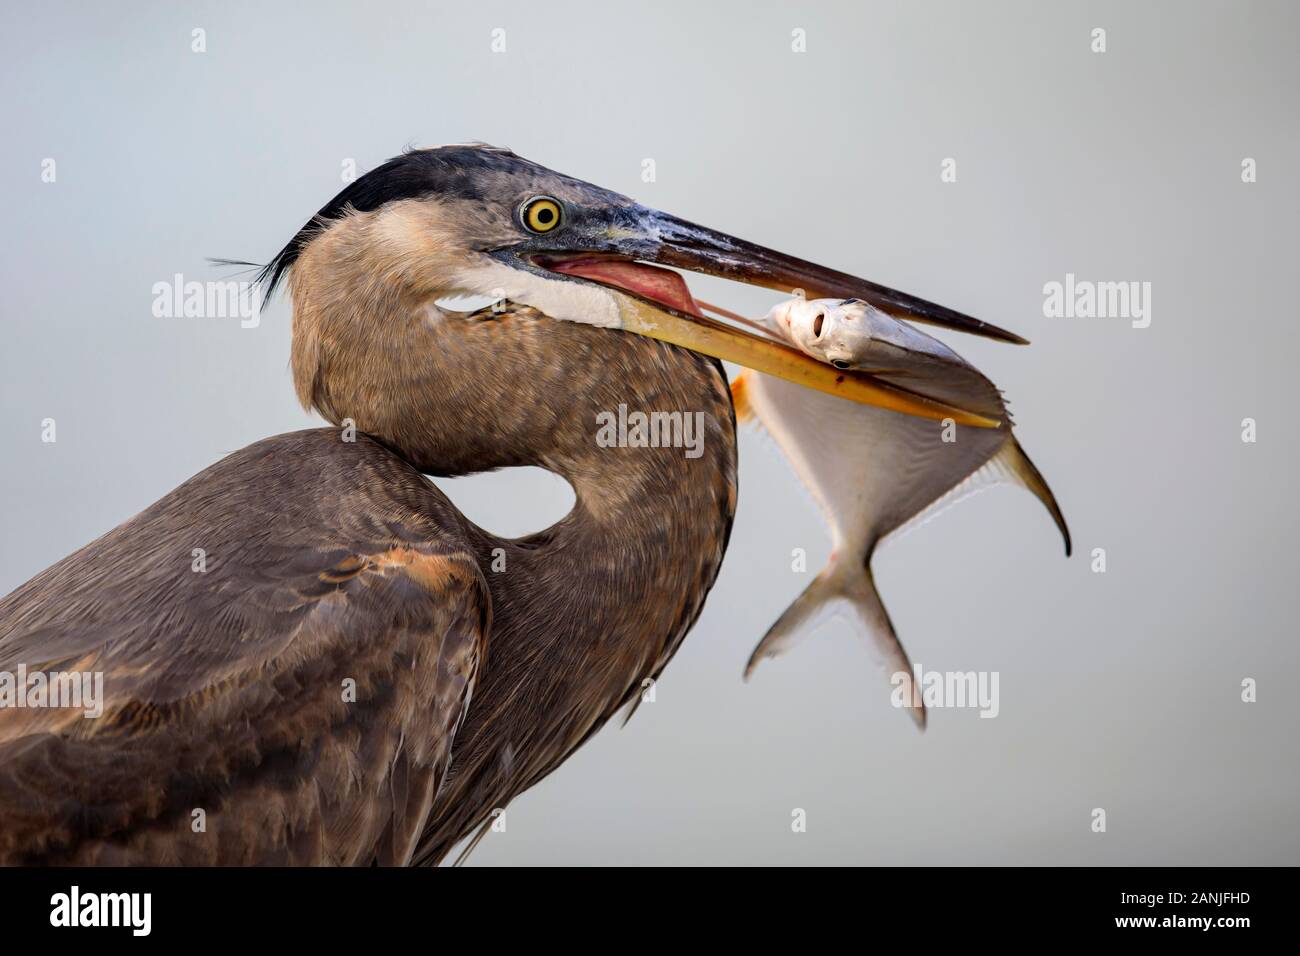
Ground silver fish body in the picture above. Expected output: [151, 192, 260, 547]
[735, 298, 1069, 727]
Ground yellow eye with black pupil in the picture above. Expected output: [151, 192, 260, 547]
[522, 197, 562, 233]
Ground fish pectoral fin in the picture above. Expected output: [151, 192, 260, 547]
[744, 561, 926, 731]
[730, 369, 756, 424]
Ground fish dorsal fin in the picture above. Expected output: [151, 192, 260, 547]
[1000, 440, 1071, 556]
[883, 437, 1071, 556]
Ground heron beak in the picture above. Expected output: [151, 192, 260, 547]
[530, 207, 1013, 429]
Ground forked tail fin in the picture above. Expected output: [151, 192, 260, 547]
[744, 560, 926, 729]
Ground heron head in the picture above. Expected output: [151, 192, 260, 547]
[264, 144, 1021, 427]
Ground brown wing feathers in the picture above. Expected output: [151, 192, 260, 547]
[0, 430, 490, 865]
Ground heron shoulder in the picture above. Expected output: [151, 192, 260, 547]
[0, 428, 492, 864]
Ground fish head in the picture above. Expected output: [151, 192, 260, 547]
[765, 296, 1011, 423]
[768, 297, 960, 370]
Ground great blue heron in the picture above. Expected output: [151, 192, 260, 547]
[0, 144, 1040, 865]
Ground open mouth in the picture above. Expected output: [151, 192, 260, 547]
[536, 254, 782, 345]
[521, 206, 1020, 431]
[537, 255, 705, 319]
[530, 253, 1002, 429]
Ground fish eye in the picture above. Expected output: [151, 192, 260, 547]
[521, 196, 562, 234]
[831, 359, 851, 370]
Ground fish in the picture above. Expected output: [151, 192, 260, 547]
[730, 296, 1070, 728]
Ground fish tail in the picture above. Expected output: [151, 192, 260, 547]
[743, 558, 926, 730]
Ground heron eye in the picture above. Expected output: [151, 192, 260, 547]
[521, 196, 562, 233]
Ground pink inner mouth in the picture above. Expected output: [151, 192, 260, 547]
[545, 257, 703, 318]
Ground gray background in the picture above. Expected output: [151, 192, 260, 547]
[1, 0, 1296, 864]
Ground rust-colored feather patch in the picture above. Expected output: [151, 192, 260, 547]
[372, 548, 475, 593]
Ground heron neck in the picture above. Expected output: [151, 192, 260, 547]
[296, 289, 737, 698]
[353, 305, 738, 856]
[429, 306, 738, 704]
[291, 280, 740, 855]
